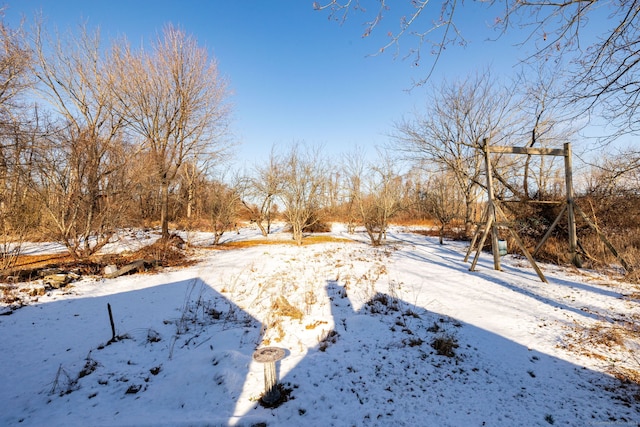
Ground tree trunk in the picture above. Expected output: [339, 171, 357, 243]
[292, 221, 303, 245]
[160, 179, 170, 239]
[186, 182, 194, 219]
[464, 199, 474, 238]
[523, 155, 531, 199]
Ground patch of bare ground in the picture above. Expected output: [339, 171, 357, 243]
[125, 234, 194, 268]
[205, 235, 355, 250]
[0, 235, 195, 283]
[0, 234, 194, 309]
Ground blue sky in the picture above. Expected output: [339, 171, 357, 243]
[4, 1, 539, 166]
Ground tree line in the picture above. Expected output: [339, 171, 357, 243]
[0, 15, 230, 260]
[0, 10, 638, 279]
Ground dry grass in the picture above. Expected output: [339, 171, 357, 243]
[430, 334, 459, 358]
[211, 235, 354, 250]
[305, 320, 328, 330]
[392, 218, 438, 228]
[563, 323, 626, 356]
[9, 253, 75, 270]
[563, 319, 640, 386]
[271, 296, 303, 320]
[125, 235, 194, 268]
[611, 366, 640, 385]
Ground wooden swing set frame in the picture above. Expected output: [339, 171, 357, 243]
[464, 139, 631, 283]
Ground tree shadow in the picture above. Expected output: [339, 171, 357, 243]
[238, 280, 639, 426]
[391, 233, 628, 323]
[1, 256, 638, 426]
[0, 277, 263, 426]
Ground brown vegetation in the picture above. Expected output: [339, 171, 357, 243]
[0, 235, 192, 285]
[210, 235, 354, 250]
[0, 9, 638, 285]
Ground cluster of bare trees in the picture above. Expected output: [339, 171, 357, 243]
[0, 13, 39, 267]
[315, 1, 640, 132]
[2, 5, 639, 275]
[239, 144, 405, 246]
[0, 15, 231, 261]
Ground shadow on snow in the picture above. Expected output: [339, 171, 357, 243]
[1, 235, 638, 426]
[237, 280, 639, 426]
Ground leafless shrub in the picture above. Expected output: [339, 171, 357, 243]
[318, 329, 339, 352]
[343, 150, 404, 246]
[78, 352, 99, 379]
[431, 334, 459, 358]
[209, 179, 242, 245]
[49, 365, 79, 396]
[364, 293, 400, 315]
[146, 329, 162, 343]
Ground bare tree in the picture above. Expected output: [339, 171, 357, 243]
[179, 149, 222, 222]
[0, 118, 40, 269]
[314, 0, 463, 81]
[344, 149, 404, 246]
[423, 171, 465, 244]
[209, 178, 242, 245]
[511, 65, 578, 199]
[112, 25, 231, 239]
[0, 12, 33, 267]
[30, 126, 129, 259]
[180, 160, 203, 221]
[0, 10, 31, 122]
[586, 147, 640, 196]
[500, 1, 640, 135]
[276, 144, 326, 245]
[28, 21, 129, 259]
[393, 71, 517, 236]
[127, 150, 162, 225]
[242, 149, 282, 237]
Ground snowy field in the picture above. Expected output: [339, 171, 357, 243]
[1, 224, 638, 426]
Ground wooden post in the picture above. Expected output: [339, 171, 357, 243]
[470, 210, 495, 272]
[464, 204, 489, 263]
[107, 303, 116, 342]
[493, 203, 548, 283]
[564, 143, 582, 268]
[484, 139, 501, 271]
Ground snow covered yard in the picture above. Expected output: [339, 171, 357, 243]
[0, 225, 638, 426]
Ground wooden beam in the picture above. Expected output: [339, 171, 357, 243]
[494, 203, 548, 283]
[487, 146, 566, 156]
[564, 143, 582, 268]
[533, 204, 567, 256]
[464, 205, 489, 263]
[469, 213, 494, 272]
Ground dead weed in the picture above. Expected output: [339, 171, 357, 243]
[563, 319, 640, 385]
[272, 296, 303, 320]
